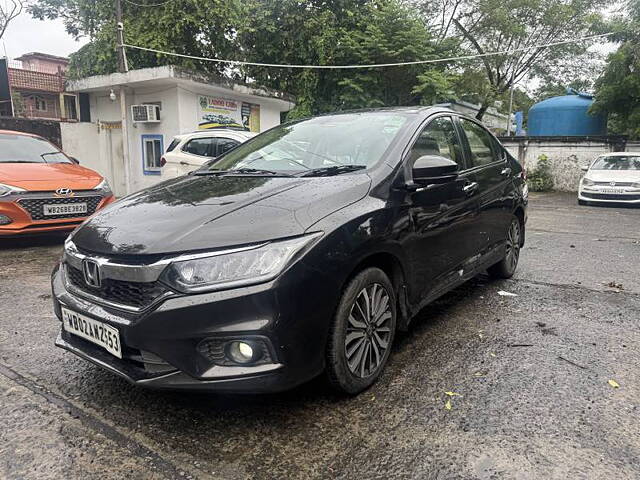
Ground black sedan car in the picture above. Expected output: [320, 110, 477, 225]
[52, 107, 527, 394]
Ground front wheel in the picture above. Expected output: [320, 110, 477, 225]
[325, 268, 396, 394]
[488, 216, 522, 279]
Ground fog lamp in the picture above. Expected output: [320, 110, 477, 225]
[0, 214, 12, 225]
[226, 340, 261, 364]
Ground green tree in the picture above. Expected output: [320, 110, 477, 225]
[591, 1, 640, 138]
[238, 0, 459, 116]
[415, 0, 608, 120]
[28, 0, 245, 78]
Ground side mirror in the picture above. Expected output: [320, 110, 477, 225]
[580, 165, 589, 172]
[411, 155, 459, 186]
[69, 156, 80, 165]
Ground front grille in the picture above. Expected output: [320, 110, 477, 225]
[582, 192, 640, 201]
[18, 195, 102, 220]
[65, 264, 169, 309]
[594, 181, 634, 187]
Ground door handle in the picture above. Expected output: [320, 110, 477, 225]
[462, 182, 479, 196]
[501, 167, 512, 176]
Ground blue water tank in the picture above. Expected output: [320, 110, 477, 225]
[528, 89, 607, 136]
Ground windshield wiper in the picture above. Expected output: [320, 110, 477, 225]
[298, 165, 366, 177]
[193, 168, 295, 177]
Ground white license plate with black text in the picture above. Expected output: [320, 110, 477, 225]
[61, 307, 122, 358]
[598, 188, 625, 194]
[44, 203, 87, 216]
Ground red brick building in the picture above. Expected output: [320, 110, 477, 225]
[2, 52, 79, 121]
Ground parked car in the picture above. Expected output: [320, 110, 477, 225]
[0, 130, 115, 237]
[52, 108, 527, 394]
[578, 152, 640, 205]
[162, 129, 257, 178]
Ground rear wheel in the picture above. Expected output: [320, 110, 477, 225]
[325, 268, 396, 394]
[488, 216, 522, 279]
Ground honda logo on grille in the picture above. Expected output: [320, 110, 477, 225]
[55, 188, 74, 197]
[82, 259, 102, 288]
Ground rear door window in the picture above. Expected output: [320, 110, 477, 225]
[216, 138, 240, 156]
[183, 138, 216, 157]
[459, 119, 497, 168]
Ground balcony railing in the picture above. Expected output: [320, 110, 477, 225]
[7, 60, 66, 94]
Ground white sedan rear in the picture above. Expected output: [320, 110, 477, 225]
[578, 152, 640, 205]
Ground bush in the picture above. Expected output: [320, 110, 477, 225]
[527, 154, 554, 192]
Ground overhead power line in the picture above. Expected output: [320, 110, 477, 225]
[122, 0, 176, 7]
[123, 32, 614, 70]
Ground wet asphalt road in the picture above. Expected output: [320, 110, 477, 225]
[0, 192, 639, 480]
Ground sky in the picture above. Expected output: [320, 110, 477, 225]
[2, 15, 87, 60]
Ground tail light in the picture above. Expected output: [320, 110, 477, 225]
[160, 156, 167, 167]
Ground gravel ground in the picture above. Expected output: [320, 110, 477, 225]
[0, 192, 639, 479]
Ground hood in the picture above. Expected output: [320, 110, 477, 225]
[586, 170, 640, 183]
[0, 163, 102, 191]
[71, 173, 371, 256]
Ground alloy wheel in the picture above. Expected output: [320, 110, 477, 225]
[505, 219, 521, 273]
[345, 283, 393, 378]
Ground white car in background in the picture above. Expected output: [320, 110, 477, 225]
[162, 129, 257, 178]
[579, 152, 640, 206]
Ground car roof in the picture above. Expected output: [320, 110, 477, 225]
[0, 129, 41, 138]
[174, 129, 256, 140]
[597, 152, 640, 157]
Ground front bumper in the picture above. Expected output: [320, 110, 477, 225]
[578, 188, 640, 204]
[0, 194, 116, 236]
[52, 257, 338, 393]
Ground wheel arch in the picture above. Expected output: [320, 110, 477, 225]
[513, 206, 526, 247]
[342, 251, 411, 331]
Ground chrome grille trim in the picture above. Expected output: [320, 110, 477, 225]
[63, 239, 268, 283]
[18, 195, 103, 220]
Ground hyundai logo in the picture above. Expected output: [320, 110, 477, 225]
[55, 187, 74, 197]
[82, 259, 102, 288]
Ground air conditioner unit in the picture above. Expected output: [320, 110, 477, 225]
[131, 104, 161, 123]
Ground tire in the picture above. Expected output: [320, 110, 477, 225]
[488, 216, 522, 279]
[325, 267, 397, 394]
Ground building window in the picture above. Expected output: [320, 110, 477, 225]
[141, 135, 163, 175]
[63, 94, 78, 120]
[29, 95, 47, 112]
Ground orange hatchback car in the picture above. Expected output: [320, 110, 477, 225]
[0, 130, 115, 237]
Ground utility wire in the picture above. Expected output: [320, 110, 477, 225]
[123, 32, 614, 70]
[122, 0, 176, 7]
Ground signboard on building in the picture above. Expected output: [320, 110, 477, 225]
[197, 95, 260, 132]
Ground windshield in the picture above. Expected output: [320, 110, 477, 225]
[204, 112, 410, 174]
[591, 156, 640, 171]
[0, 133, 70, 164]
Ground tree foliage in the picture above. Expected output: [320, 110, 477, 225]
[415, 0, 608, 119]
[591, 1, 640, 138]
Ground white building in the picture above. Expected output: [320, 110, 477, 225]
[62, 66, 294, 196]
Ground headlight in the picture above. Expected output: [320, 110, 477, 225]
[582, 177, 595, 187]
[94, 178, 112, 194]
[162, 232, 323, 293]
[0, 182, 26, 197]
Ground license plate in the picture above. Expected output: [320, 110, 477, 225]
[61, 307, 122, 358]
[44, 203, 87, 216]
[598, 188, 624, 194]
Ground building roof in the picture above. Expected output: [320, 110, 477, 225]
[15, 52, 70, 64]
[66, 65, 295, 108]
